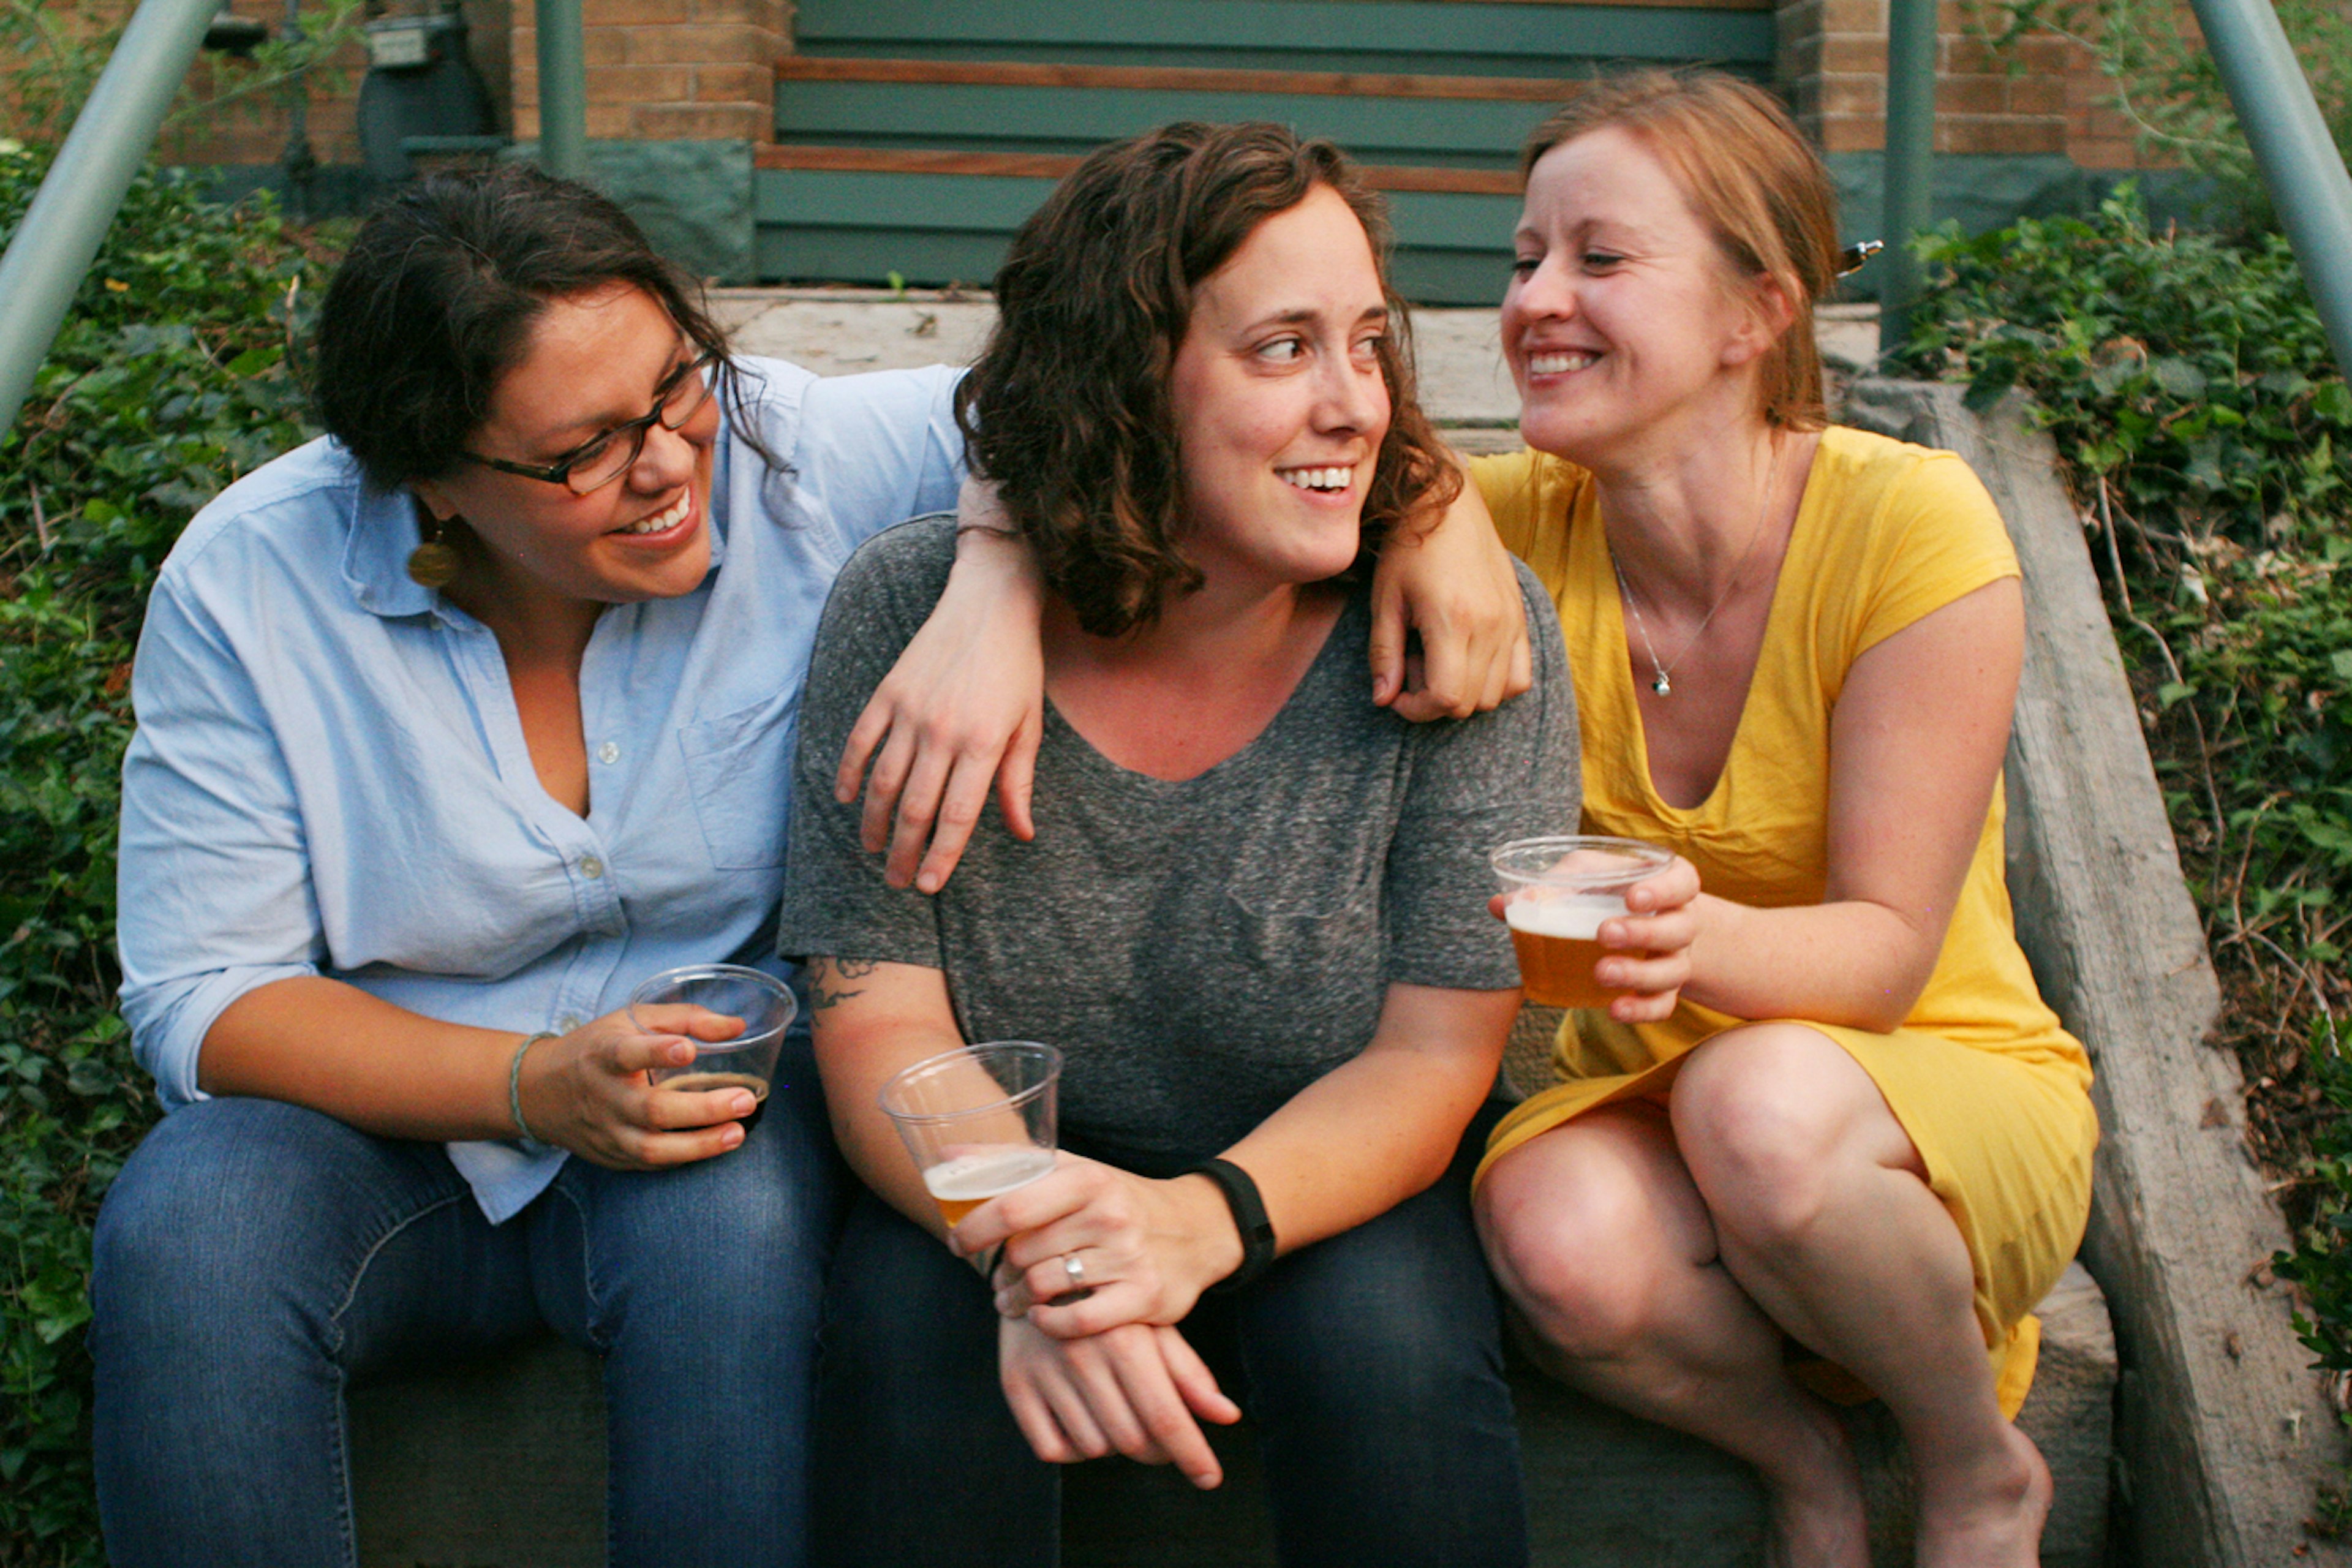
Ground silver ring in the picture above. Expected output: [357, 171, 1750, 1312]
[1061, 1252, 1086, 1287]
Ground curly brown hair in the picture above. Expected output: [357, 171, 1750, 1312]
[1521, 72, 1841, 432]
[956, 121, 1461, 638]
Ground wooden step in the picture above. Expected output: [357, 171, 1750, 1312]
[761, 0, 1773, 300]
[754, 144, 1522, 197]
[751, 140, 1523, 303]
[790, 0, 1774, 77]
[774, 55, 1582, 103]
[769, 65, 1558, 167]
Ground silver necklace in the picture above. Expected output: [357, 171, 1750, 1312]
[1611, 443, 1780, 698]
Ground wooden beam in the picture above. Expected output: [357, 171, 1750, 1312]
[1845, 378, 2347, 1568]
[775, 55, 1580, 102]
[755, 143, 1523, 194]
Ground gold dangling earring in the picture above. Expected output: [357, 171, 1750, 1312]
[407, 510, 462, 589]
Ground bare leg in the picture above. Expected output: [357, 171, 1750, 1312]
[1477, 1102, 1868, 1568]
[1672, 1025, 2051, 1568]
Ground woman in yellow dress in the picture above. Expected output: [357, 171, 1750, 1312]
[1467, 74, 2097, 1567]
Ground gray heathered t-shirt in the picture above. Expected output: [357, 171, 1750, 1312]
[778, 517, 1579, 1176]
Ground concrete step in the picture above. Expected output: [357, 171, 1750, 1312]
[1061, 1262, 2113, 1567]
[349, 1262, 2109, 1567]
[709, 287, 1882, 446]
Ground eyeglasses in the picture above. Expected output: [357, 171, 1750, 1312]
[462, 347, 723, 495]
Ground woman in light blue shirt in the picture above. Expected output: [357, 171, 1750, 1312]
[89, 164, 1528, 1566]
[89, 165, 1022, 1568]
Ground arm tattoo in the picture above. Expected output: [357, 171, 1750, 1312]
[810, 956, 880, 1013]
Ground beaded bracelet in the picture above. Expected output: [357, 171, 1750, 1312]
[508, 1031, 558, 1145]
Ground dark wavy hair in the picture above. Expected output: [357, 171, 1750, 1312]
[1521, 72, 1839, 432]
[312, 162, 767, 492]
[956, 121, 1461, 638]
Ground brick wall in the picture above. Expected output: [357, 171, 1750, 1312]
[155, 41, 372, 169]
[57, 0, 514, 173]
[1778, 0, 2160, 168]
[12, 0, 779, 169]
[511, 0, 789, 142]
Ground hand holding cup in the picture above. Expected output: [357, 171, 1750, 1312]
[626, 963, 797, 1129]
[1491, 837, 1700, 1021]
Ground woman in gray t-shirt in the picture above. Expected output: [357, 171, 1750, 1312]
[780, 125, 1585, 1567]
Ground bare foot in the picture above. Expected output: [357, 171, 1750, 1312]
[1760, 1408, 1871, 1568]
[1915, 1423, 2052, 1568]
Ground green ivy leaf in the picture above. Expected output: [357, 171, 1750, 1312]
[2152, 356, 2209, 398]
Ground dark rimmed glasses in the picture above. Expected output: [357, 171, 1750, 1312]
[462, 347, 723, 495]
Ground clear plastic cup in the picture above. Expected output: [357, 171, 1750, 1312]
[627, 963, 797, 1125]
[1490, 836, 1675, 1010]
[878, 1042, 1062, 1230]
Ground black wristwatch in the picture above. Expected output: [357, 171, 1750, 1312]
[1189, 1156, 1278, 1295]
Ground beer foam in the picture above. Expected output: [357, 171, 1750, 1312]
[923, 1147, 1055, 1202]
[1504, 894, 1625, 941]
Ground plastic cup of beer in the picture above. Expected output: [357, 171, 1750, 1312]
[627, 963, 797, 1128]
[877, 1041, 1062, 1231]
[1490, 836, 1676, 1010]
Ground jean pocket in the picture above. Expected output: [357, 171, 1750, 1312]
[678, 690, 800, 870]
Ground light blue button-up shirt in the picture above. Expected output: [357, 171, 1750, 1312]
[117, 358, 963, 1221]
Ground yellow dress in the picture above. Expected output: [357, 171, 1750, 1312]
[1469, 428, 2098, 1417]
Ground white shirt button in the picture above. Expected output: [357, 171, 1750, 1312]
[558, 1014, 584, 1033]
[579, 855, 604, 880]
[596, 741, 620, 765]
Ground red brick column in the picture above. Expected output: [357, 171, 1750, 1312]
[512, 0, 789, 142]
[1777, 0, 2102, 158]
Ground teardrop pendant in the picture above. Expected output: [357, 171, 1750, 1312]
[1652, 673, 1672, 696]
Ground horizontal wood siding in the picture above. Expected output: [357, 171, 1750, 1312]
[793, 0, 1772, 74]
[758, 0, 1770, 299]
[773, 57, 1582, 102]
[755, 146, 1523, 194]
[772, 80, 1560, 165]
[756, 165, 1520, 293]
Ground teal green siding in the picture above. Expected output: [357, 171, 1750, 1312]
[757, 165, 1520, 301]
[794, 0, 1772, 75]
[772, 82, 1558, 167]
[758, 0, 1771, 299]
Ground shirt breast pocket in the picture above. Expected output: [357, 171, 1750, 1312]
[678, 690, 800, 871]
[1222, 857, 1380, 973]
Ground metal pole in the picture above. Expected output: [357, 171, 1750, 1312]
[2188, 0, 2352, 379]
[279, 0, 316, 222]
[0, 0, 219, 438]
[534, 0, 586, 181]
[1879, 0, 1938, 350]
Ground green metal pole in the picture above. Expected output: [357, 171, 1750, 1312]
[2188, 0, 2352, 379]
[535, 0, 587, 181]
[0, 0, 219, 439]
[1879, 0, 1939, 351]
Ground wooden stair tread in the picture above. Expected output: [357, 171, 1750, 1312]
[755, 144, 1521, 195]
[775, 55, 1583, 102]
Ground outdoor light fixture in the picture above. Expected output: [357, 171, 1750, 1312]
[202, 5, 268, 55]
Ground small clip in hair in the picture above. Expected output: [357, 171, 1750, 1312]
[1837, 239, 1885, 278]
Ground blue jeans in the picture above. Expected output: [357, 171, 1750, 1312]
[88, 1060, 842, 1568]
[811, 1107, 1529, 1568]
